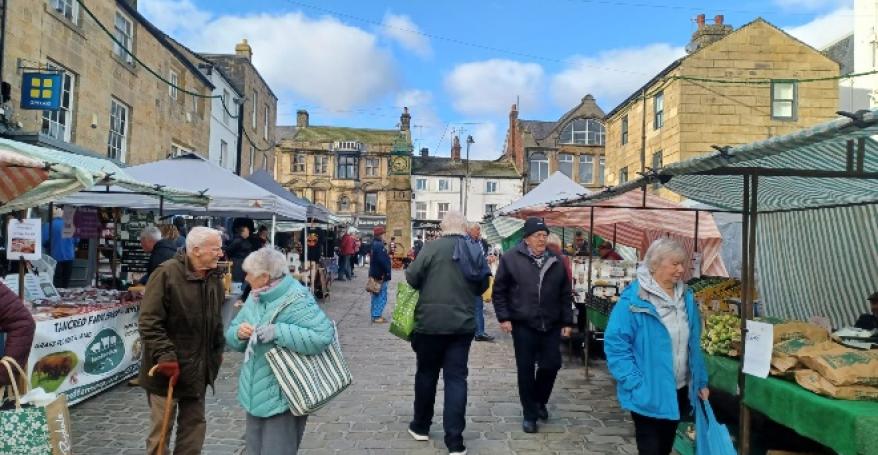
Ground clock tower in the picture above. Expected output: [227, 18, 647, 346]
[385, 108, 413, 257]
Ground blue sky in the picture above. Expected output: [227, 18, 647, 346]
[142, 0, 855, 159]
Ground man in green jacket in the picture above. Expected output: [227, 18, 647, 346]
[139, 227, 225, 455]
[405, 211, 490, 455]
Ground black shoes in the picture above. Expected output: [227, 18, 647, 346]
[474, 334, 495, 342]
[522, 420, 538, 433]
[537, 404, 549, 421]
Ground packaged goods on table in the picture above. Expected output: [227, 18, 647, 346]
[29, 288, 143, 321]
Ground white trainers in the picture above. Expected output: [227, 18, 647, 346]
[408, 428, 429, 441]
[449, 449, 467, 455]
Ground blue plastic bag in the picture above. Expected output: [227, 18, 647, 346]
[695, 398, 736, 455]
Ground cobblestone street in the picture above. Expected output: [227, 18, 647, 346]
[71, 270, 637, 454]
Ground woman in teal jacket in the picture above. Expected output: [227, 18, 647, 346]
[226, 247, 335, 455]
[604, 238, 709, 455]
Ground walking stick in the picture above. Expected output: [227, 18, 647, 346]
[148, 365, 175, 455]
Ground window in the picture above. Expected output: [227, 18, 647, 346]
[771, 81, 797, 120]
[529, 152, 549, 183]
[599, 157, 605, 185]
[559, 153, 574, 178]
[191, 92, 199, 115]
[364, 193, 378, 213]
[113, 11, 134, 64]
[365, 158, 380, 177]
[437, 202, 450, 220]
[415, 202, 427, 219]
[251, 89, 258, 130]
[652, 151, 663, 189]
[263, 105, 269, 141]
[338, 195, 351, 212]
[262, 154, 268, 170]
[485, 204, 497, 216]
[41, 68, 75, 142]
[654, 92, 664, 129]
[559, 118, 605, 145]
[52, 0, 79, 24]
[221, 89, 230, 125]
[312, 189, 326, 206]
[485, 181, 497, 193]
[438, 179, 451, 192]
[249, 146, 255, 174]
[415, 178, 427, 191]
[219, 140, 228, 167]
[314, 155, 328, 174]
[169, 70, 178, 100]
[107, 98, 128, 162]
[579, 155, 594, 184]
[336, 155, 357, 179]
[619, 166, 629, 184]
[621, 115, 629, 145]
[292, 154, 306, 173]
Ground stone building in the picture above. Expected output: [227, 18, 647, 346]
[503, 94, 607, 192]
[604, 16, 840, 198]
[202, 39, 277, 176]
[275, 108, 414, 248]
[1, 0, 212, 163]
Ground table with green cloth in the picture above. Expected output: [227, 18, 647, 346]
[704, 354, 878, 455]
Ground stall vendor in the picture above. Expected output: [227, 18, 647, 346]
[598, 242, 624, 261]
[138, 226, 178, 285]
[42, 207, 78, 288]
[854, 291, 878, 331]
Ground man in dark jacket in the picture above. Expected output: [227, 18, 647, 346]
[493, 217, 575, 434]
[405, 211, 489, 455]
[854, 291, 878, 331]
[468, 223, 495, 342]
[139, 227, 225, 455]
[368, 226, 392, 323]
[138, 226, 179, 285]
[0, 282, 35, 386]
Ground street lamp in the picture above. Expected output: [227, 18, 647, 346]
[464, 135, 474, 217]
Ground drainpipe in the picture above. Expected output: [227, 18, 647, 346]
[234, 98, 244, 175]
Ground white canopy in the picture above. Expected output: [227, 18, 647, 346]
[497, 171, 591, 216]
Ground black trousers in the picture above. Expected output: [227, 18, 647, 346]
[53, 260, 73, 288]
[510, 322, 562, 422]
[410, 333, 473, 451]
[631, 387, 690, 455]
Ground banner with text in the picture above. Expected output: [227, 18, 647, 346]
[27, 303, 141, 406]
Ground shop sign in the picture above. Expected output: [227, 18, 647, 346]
[20, 73, 62, 110]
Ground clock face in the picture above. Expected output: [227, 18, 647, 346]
[391, 156, 410, 174]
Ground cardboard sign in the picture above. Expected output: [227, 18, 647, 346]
[7, 218, 42, 260]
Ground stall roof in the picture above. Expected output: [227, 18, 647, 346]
[0, 138, 208, 213]
[245, 170, 335, 223]
[496, 172, 590, 216]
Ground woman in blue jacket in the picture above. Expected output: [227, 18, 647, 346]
[226, 247, 335, 455]
[604, 238, 709, 455]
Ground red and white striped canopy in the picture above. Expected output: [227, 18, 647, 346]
[0, 150, 49, 204]
[512, 190, 729, 278]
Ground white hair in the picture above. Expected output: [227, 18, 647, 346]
[242, 247, 289, 280]
[469, 222, 481, 231]
[546, 233, 562, 247]
[643, 238, 688, 272]
[139, 225, 162, 242]
[186, 226, 221, 252]
[441, 210, 468, 236]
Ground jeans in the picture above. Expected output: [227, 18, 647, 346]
[410, 333, 473, 451]
[338, 255, 352, 280]
[474, 296, 486, 337]
[631, 388, 689, 455]
[511, 322, 562, 422]
[371, 280, 388, 318]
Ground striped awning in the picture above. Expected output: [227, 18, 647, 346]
[0, 150, 50, 203]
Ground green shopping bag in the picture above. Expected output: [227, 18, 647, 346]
[390, 282, 419, 341]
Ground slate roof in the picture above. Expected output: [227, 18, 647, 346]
[519, 120, 558, 140]
[279, 125, 404, 145]
[824, 33, 854, 76]
[412, 156, 520, 178]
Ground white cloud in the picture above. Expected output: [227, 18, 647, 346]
[784, 7, 854, 49]
[550, 44, 684, 110]
[141, 3, 398, 112]
[444, 59, 545, 116]
[468, 122, 503, 160]
[381, 13, 432, 58]
[396, 89, 444, 151]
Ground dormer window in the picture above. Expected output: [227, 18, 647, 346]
[559, 118, 605, 145]
[333, 141, 362, 152]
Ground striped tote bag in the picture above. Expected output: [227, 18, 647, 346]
[264, 318, 352, 416]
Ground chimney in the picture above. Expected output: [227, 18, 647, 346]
[420, 147, 429, 157]
[451, 136, 461, 161]
[296, 110, 309, 128]
[235, 39, 253, 60]
[400, 107, 411, 132]
[687, 13, 733, 53]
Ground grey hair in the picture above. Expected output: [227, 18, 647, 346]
[242, 247, 289, 280]
[139, 226, 162, 242]
[440, 210, 468, 236]
[643, 238, 688, 272]
[468, 222, 481, 231]
[546, 233, 562, 247]
[186, 226, 221, 252]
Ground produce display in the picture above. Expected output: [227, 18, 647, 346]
[702, 313, 742, 356]
[692, 278, 756, 303]
[30, 288, 143, 321]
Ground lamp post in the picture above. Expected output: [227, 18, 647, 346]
[464, 135, 474, 217]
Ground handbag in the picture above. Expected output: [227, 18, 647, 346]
[0, 356, 73, 455]
[263, 299, 352, 416]
[694, 397, 736, 455]
[389, 282, 418, 341]
[365, 276, 382, 294]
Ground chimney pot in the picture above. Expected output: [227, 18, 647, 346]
[296, 110, 309, 128]
[696, 14, 705, 28]
[714, 15, 724, 25]
[451, 136, 461, 161]
[235, 38, 253, 60]
[420, 147, 429, 157]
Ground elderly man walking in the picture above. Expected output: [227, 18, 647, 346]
[139, 227, 226, 455]
[493, 217, 575, 434]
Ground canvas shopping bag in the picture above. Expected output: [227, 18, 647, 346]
[389, 282, 419, 341]
[0, 356, 73, 455]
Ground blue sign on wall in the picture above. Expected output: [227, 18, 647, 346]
[20, 72, 62, 110]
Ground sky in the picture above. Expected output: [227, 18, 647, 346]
[140, 0, 857, 160]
